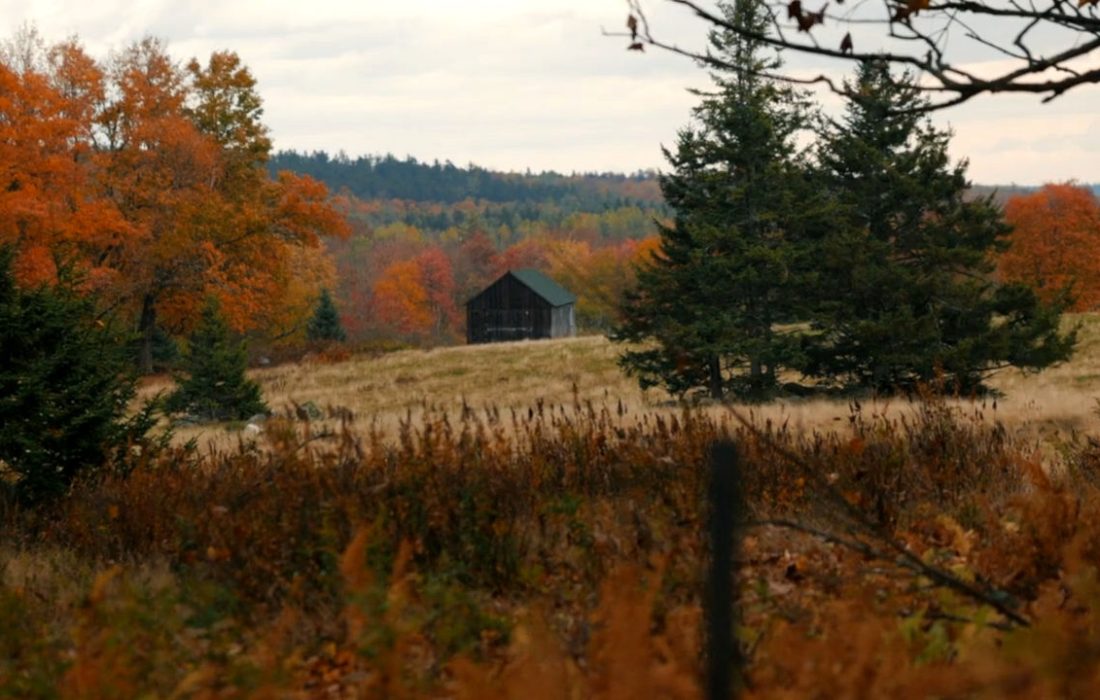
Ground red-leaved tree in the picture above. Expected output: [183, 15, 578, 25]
[1000, 184, 1100, 312]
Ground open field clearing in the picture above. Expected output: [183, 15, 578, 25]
[145, 314, 1100, 453]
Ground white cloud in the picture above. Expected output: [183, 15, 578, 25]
[1, 0, 1097, 182]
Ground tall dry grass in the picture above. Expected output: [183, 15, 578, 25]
[7, 317, 1096, 696]
[7, 383, 1100, 696]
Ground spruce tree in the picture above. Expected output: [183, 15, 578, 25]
[613, 0, 820, 399]
[0, 248, 136, 503]
[306, 287, 347, 342]
[805, 61, 1075, 392]
[167, 296, 267, 421]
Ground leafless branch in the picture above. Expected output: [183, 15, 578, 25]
[615, 0, 1100, 112]
[728, 405, 1031, 627]
[749, 516, 1024, 630]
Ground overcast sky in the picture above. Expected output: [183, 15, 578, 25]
[4, 0, 1098, 185]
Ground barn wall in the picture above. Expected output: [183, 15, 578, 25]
[549, 304, 576, 339]
[467, 274, 554, 343]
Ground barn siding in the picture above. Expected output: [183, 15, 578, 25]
[466, 271, 575, 344]
[550, 304, 575, 338]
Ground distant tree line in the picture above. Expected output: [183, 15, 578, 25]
[268, 150, 665, 208]
[262, 154, 671, 346]
[342, 197, 662, 244]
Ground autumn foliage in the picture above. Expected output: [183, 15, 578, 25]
[1001, 183, 1100, 311]
[333, 197, 661, 344]
[7, 387, 1100, 695]
[0, 32, 347, 370]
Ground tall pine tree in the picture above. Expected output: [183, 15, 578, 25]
[614, 0, 820, 399]
[804, 61, 1074, 392]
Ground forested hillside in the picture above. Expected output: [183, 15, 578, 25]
[266, 151, 1099, 349]
[971, 183, 1100, 206]
[268, 150, 665, 243]
[267, 151, 668, 343]
[268, 150, 664, 206]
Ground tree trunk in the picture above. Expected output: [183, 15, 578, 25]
[708, 355, 723, 400]
[138, 294, 156, 375]
[754, 309, 775, 394]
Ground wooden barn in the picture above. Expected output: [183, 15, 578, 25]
[466, 269, 577, 344]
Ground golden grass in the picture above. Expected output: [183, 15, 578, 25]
[139, 335, 664, 448]
[142, 314, 1100, 449]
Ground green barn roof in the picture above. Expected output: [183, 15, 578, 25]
[509, 269, 576, 307]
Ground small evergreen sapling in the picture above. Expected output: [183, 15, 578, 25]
[167, 296, 267, 422]
[306, 287, 347, 342]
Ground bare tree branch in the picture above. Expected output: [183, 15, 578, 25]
[727, 406, 1032, 628]
[613, 0, 1100, 112]
[747, 518, 1020, 631]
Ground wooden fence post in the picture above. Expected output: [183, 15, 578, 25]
[707, 439, 742, 699]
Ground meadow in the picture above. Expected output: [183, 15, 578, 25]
[153, 312, 1100, 452]
[6, 318, 1100, 697]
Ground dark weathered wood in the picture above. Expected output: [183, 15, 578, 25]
[466, 271, 575, 344]
[550, 303, 575, 338]
[707, 440, 742, 700]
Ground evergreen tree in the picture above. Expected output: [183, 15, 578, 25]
[805, 61, 1075, 392]
[306, 287, 347, 342]
[0, 248, 136, 503]
[167, 296, 267, 421]
[613, 0, 820, 399]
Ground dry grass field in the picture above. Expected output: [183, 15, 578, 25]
[144, 313, 1100, 451]
[8, 316, 1100, 697]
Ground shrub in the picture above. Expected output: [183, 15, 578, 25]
[166, 296, 267, 422]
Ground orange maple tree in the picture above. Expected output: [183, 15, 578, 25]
[452, 231, 500, 303]
[372, 246, 459, 342]
[0, 33, 348, 371]
[547, 235, 660, 329]
[1000, 184, 1100, 312]
[372, 258, 433, 337]
[0, 39, 127, 286]
[417, 246, 461, 338]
